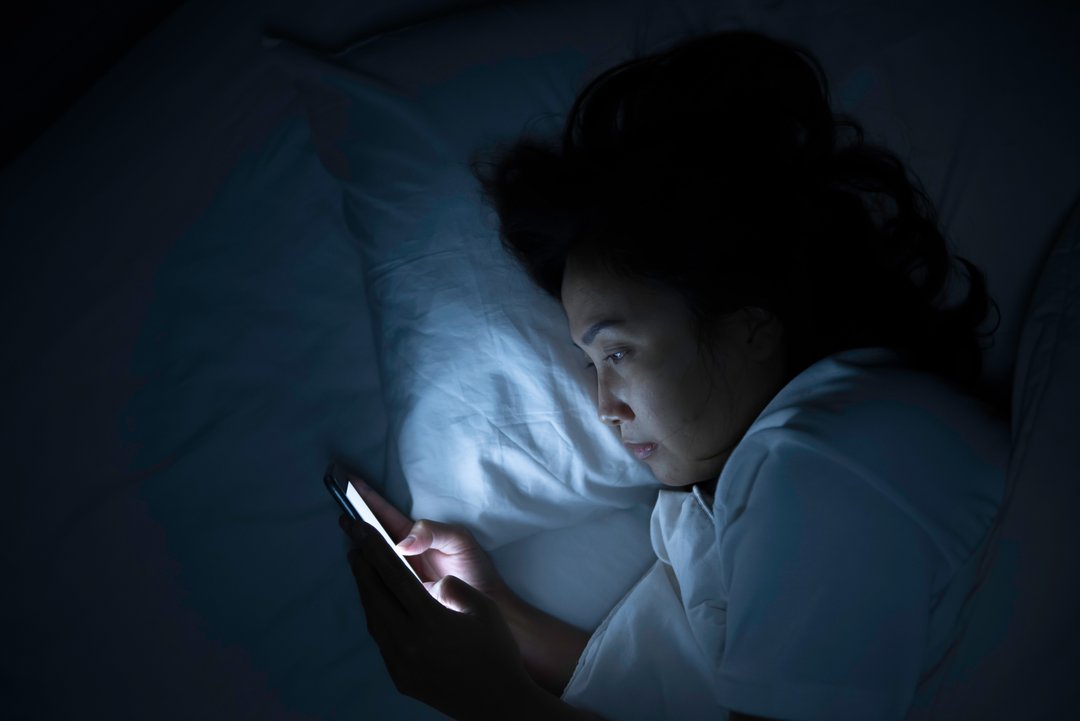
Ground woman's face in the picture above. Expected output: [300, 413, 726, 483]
[561, 252, 787, 488]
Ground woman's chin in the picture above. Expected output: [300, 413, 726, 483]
[653, 466, 697, 489]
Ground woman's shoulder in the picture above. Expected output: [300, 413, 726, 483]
[746, 346, 1008, 455]
[718, 346, 1009, 566]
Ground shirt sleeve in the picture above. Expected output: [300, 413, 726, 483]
[714, 433, 939, 721]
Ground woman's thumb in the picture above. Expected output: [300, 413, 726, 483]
[431, 575, 489, 615]
[396, 519, 474, 556]
[395, 520, 432, 555]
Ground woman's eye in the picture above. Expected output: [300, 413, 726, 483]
[583, 350, 628, 370]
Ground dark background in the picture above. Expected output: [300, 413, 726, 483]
[1, 0, 187, 169]
[0, 0, 501, 170]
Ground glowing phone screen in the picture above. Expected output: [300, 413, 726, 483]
[343, 480, 423, 583]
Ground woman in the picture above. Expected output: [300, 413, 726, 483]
[338, 30, 1008, 721]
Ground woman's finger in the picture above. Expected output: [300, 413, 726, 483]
[348, 518, 433, 619]
[429, 575, 491, 616]
[397, 519, 478, 556]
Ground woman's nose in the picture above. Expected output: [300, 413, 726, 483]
[597, 381, 634, 426]
[600, 410, 629, 426]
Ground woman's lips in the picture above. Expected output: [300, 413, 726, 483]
[624, 442, 657, 460]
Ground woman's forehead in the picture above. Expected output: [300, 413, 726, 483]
[562, 256, 688, 339]
[563, 257, 638, 318]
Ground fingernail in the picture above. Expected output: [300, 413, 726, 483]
[396, 534, 416, 550]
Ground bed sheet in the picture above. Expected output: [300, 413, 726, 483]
[0, 0, 654, 719]
[0, 22, 410, 721]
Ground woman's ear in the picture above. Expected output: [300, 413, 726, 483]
[742, 306, 784, 361]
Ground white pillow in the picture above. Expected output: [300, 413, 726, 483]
[271, 0, 1080, 548]
[270, 3, 692, 546]
[271, 0, 884, 549]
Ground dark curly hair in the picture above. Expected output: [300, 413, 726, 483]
[471, 30, 998, 395]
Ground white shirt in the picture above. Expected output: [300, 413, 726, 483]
[561, 348, 1008, 721]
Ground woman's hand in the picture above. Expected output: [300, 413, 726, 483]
[345, 471, 513, 604]
[341, 471, 593, 700]
[340, 514, 539, 721]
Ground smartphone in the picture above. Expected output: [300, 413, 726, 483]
[324, 463, 422, 583]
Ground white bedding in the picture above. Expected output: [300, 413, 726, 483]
[3, 1, 490, 719]
[562, 348, 1010, 721]
[4, 0, 1079, 719]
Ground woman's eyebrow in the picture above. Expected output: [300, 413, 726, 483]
[573, 319, 625, 349]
